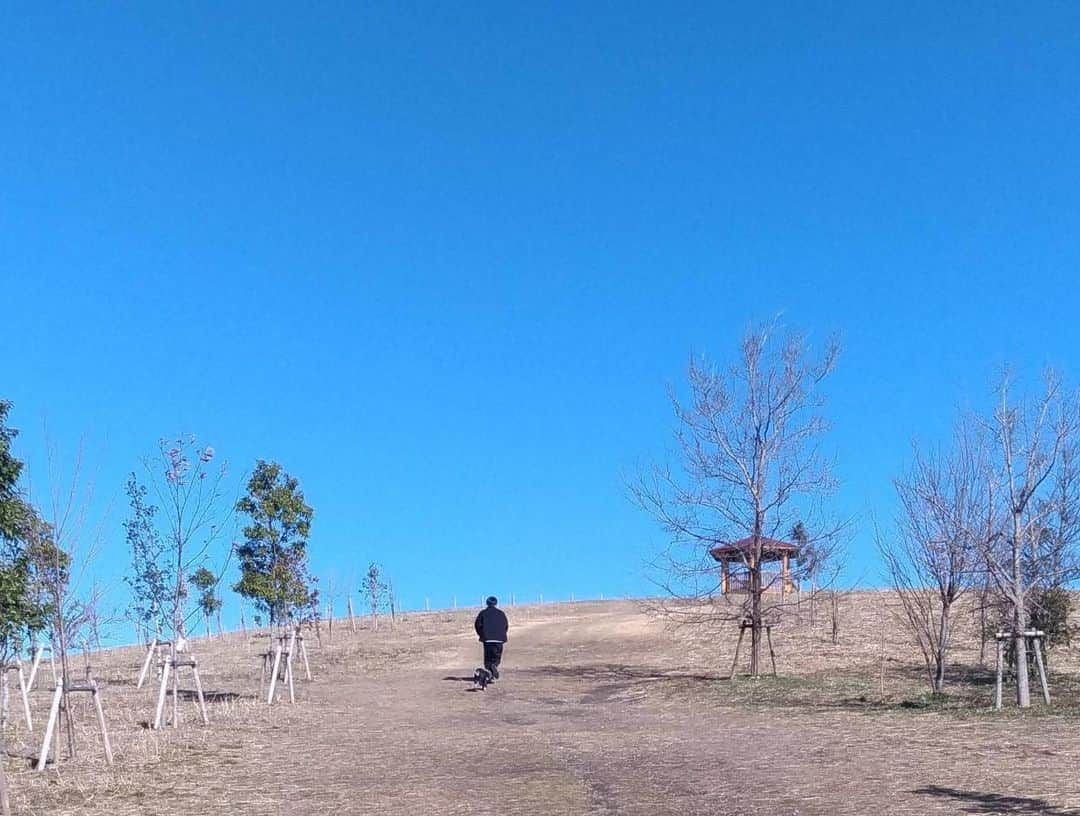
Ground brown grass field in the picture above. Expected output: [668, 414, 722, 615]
[8, 591, 1080, 815]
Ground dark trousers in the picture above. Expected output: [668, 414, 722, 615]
[483, 642, 504, 674]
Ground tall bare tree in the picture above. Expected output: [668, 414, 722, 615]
[879, 431, 984, 693]
[974, 370, 1080, 707]
[633, 322, 843, 677]
[27, 436, 111, 760]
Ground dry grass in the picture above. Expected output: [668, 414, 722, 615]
[7, 593, 1080, 815]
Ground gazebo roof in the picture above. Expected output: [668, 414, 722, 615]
[709, 536, 800, 562]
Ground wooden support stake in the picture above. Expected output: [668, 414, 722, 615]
[729, 624, 747, 680]
[171, 657, 179, 729]
[299, 637, 312, 681]
[1033, 636, 1051, 705]
[153, 659, 172, 729]
[994, 638, 1003, 711]
[16, 662, 31, 730]
[137, 638, 158, 689]
[266, 643, 283, 705]
[27, 646, 44, 691]
[90, 685, 114, 765]
[191, 661, 210, 725]
[286, 652, 295, 705]
[35, 680, 64, 771]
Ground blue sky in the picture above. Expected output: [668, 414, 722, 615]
[3, 4, 1080, 629]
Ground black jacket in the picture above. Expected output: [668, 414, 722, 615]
[474, 606, 509, 643]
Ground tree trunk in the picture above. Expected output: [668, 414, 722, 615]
[1012, 510, 1031, 707]
[749, 565, 762, 678]
[830, 593, 839, 645]
[933, 604, 951, 693]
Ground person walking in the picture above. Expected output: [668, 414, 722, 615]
[474, 596, 509, 680]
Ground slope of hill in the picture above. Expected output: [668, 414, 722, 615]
[12, 594, 1080, 815]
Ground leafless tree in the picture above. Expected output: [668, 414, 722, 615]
[878, 431, 984, 693]
[972, 370, 1080, 707]
[26, 436, 112, 760]
[633, 321, 844, 677]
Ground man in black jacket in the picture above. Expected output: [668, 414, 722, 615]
[474, 596, 509, 680]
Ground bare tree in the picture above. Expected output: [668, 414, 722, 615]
[973, 370, 1080, 707]
[633, 322, 843, 677]
[26, 437, 111, 760]
[878, 431, 983, 693]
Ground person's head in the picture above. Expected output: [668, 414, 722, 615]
[485, 596, 498, 607]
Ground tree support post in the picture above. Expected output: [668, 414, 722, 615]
[994, 636, 1004, 710]
[27, 643, 55, 692]
[35, 679, 64, 771]
[1032, 635, 1051, 705]
[266, 642, 283, 704]
[37, 674, 113, 769]
[136, 638, 159, 689]
[1, 662, 32, 730]
[152, 654, 209, 728]
[994, 630, 1050, 709]
[728, 623, 747, 680]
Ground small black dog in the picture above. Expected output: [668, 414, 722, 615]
[473, 667, 492, 690]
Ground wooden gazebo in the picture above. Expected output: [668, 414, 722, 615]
[710, 536, 800, 597]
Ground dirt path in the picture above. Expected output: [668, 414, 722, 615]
[32, 603, 1080, 815]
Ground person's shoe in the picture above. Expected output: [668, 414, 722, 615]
[491, 666, 500, 680]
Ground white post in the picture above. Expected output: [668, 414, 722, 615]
[36, 679, 64, 771]
[137, 638, 158, 689]
[27, 644, 44, 691]
[16, 662, 31, 730]
[266, 643, 283, 705]
[153, 659, 172, 729]
[1, 672, 9, 731]
[91, 684, 114, 764]
[191, 661, 210, 724]
[299, 637, 312, 681]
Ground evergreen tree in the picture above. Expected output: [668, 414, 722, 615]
[188, 567, 223, 638]
[234, 461, 316, 629]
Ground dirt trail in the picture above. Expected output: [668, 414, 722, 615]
[27, 603, 1080, 815]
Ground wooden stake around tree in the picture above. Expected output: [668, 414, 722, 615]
[36, 671, 113, 771]
[26, 642, 55, 692]
[152, 652, 209, 729]
[994, 629, 1051, 710]
[0, 662, 32, 730]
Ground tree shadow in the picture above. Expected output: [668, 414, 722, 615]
[522, 664, 719, 683]
[177, 689, 253, 703]
[914, 785, 1080, 814]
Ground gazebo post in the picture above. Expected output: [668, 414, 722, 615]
[721, 560, 729, 594]
[781, 553, 790, 596]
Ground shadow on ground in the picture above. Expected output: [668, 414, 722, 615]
[521, 663, 718, 683]
[914, 785, 1080, 814]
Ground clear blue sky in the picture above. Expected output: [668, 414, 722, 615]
[3, 4, 1080, 627]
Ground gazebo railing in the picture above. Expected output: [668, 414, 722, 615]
[724, 569, 796, 594]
